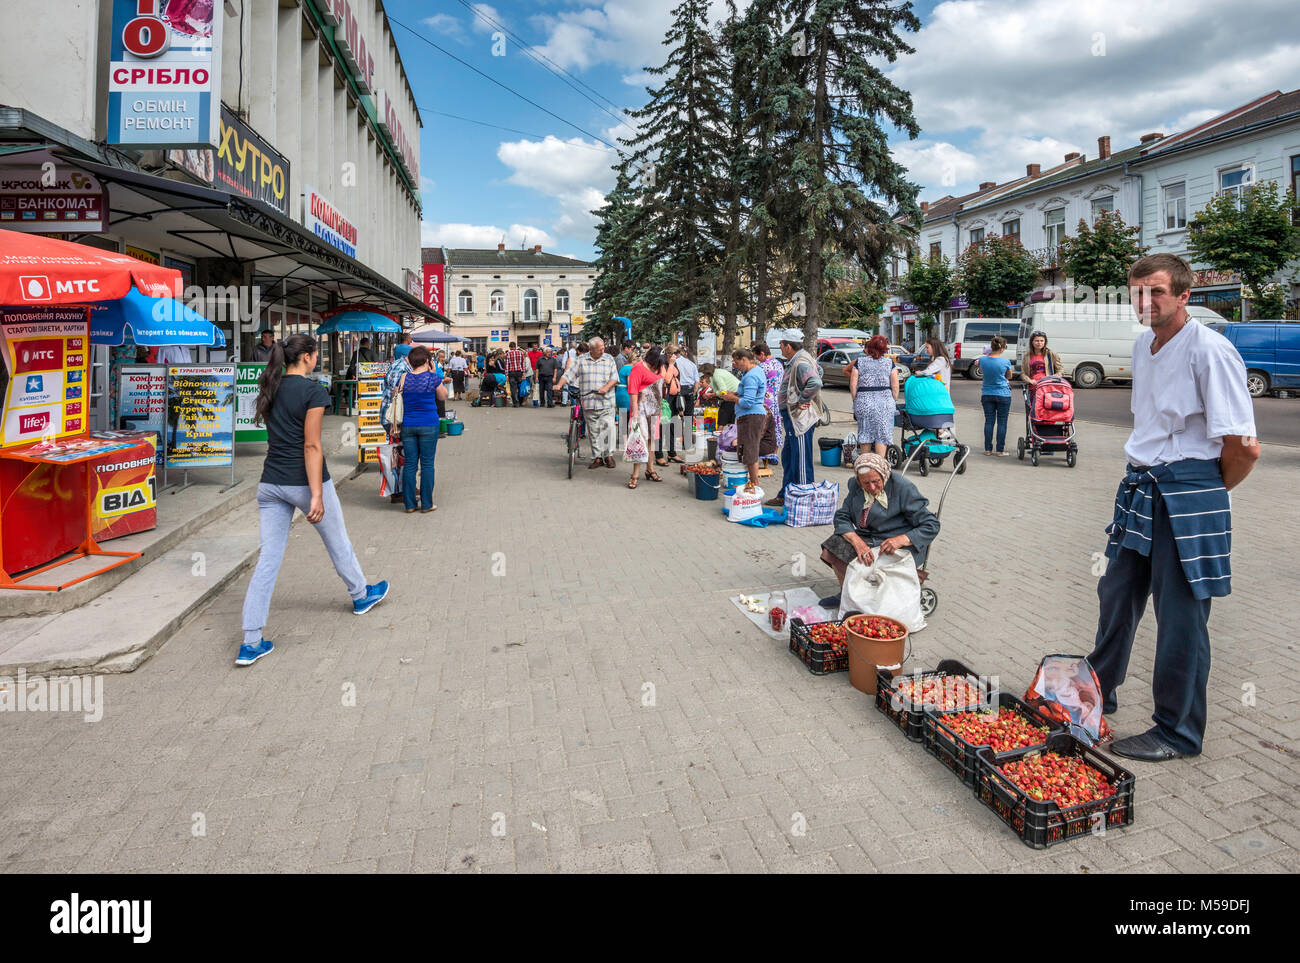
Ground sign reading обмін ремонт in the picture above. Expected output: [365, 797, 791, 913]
[303, 185, 358, 259]
[106, 0, 224, 148]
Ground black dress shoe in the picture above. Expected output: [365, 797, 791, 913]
[1109, 730, 1192, 762]
[818, 593, 841, 609]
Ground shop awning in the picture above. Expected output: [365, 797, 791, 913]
[0, 228, 181, 304]
[59, 156, 446, 325]
[89, 286, 226, 347]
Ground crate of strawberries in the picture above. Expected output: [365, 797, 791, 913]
[788, 618, 851, 675]
[875, 660, 987, 743]
[975, 732, 1135, 848]
[921, 692, 1065, 788]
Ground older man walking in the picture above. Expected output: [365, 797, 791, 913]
[1089, 254, 1259, 762]
[767, 330, 823, 508]
[553, 337, 619, 468]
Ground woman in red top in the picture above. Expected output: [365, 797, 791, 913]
[627, 346, 666, 489]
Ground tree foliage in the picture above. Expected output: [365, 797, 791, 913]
[1187, 181, 1300, 319]
[1057, 210, 1148, 292]
[956, 236, 1041, 317]
[899, 255, 954, 330]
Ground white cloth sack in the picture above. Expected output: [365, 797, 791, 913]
[729, 486, 764, 523]
[838, 550, 926, 632]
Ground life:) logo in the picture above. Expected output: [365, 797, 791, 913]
[19, 412, 50, 434]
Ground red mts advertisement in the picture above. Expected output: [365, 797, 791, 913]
[90, 433, 157, 542]
[423, 263, 444, 315]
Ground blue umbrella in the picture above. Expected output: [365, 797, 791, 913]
[89, 286, 226, 347]
[315, 309, 402, 334]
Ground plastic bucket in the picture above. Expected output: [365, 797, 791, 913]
[439, 418, 452, 436]
[707, 437, 718, 462]
[694, 472, 720, 501]
[493, 395, 507, 408]
[820, 444, 842, 467]
[448, 421, 464, 436]
[722, 487, 735, 512]
[844, 615, 908, 695]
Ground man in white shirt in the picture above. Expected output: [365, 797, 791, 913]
[446, 350, 469, 400]
[1089, 254, 1259, 762]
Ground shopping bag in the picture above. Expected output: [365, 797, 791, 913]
[783, 481, 839, 527]
[377, 442, 403, 498]
[729, 486, 764, 523]
[718, 423, 738, 451]
[623, 424, 648, 463]
[838, 551, 926, 632]
[1022, 655, 1113, 746]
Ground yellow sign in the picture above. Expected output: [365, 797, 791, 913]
[125, 245, 160, 266]
[360, 447, 379, 463]
[358, 395, 381, 413]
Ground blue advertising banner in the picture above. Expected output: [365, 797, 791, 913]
[107, 0, 224, 148]
[164, 364, 235, 468]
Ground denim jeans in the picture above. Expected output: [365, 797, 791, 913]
[981, 395, 1011, 452]
[401, 424, 438, 510]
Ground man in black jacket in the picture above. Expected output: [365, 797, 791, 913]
[536, 347, 559, 407]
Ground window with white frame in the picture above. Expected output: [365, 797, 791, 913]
[489, 289, 505, 313]
[1090, 195, 1114, 222]
[1162, 182, 1187, 230]
[555, 288, 570, 312]
[522, 288, 539, 321]
[1044, 208, 1065, 248]
[1219, 166, 1253, 208]
[457, 289, 473, 313]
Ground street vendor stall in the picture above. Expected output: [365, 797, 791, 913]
[0, 229, 182, 589]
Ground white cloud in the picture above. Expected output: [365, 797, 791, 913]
[422, 13, 464, 40]
[468, 3, 504, 36]
[886, 0, 1300, 198]
[496, 135, 620, 242]
[422, 222, 558, 250]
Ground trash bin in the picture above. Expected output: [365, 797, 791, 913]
[818, 437, 842, 467]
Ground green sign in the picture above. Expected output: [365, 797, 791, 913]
[235, 363, 267, 442]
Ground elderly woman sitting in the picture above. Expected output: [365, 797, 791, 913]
[817, 452, 941, 608]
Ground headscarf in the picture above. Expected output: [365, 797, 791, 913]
[394, 344, 413, 359]
[854, 452, 891, 511]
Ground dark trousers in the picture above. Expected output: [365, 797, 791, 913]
[539, 375, 553, 407]
[668, 390, 695, 456]
[981, 395, 1011, 452]
[717, 399, 736, 427]
[1088, 489, 1212, 754]
[779, 408, 815, 499]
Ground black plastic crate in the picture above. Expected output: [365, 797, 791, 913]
[874, 660, 986, 743]
[922, 692, 1064, 787]
[975, 732, 1135, 848]
[788, 617, 850, 675]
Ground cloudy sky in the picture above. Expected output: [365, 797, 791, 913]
[388, 0, 1300, 261]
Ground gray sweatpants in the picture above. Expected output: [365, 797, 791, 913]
[241, 480, 367, 645]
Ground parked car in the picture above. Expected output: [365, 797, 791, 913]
[946, 319, 1021, 379]
[817, 347, 861, 387]
[1207, 321, 1300, 397]
[1014, 302, 1224, 388]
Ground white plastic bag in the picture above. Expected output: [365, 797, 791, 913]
[623, 423, 648, 463]
[838, 549, 926, 631]
[729, 486, 763, 523]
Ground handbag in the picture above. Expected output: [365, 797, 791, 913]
[390, 381, 405, 426]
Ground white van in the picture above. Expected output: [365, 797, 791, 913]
[946, 318, 1021, 379]
[1016, 302, 1224, 388]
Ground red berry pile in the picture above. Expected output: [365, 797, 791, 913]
[805, 622, 848, 654]
[769, 607, 787, 632]
[844, 615, 906, 641]
[894, 674, 984, 710]
[997, 752, 1116, 809]
[940, 708, 1050, 752]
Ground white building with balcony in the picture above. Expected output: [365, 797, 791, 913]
[1130, 88, 1300, 320]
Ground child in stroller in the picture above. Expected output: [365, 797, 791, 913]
[1017, 376, 1077, 467]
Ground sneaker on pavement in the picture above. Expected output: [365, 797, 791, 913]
[353, 580, 390, 615]
[235, 638, 274, 666]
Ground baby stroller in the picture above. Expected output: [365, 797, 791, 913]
[1017, 376, 1077, 467]
[887, 374, 969, 477]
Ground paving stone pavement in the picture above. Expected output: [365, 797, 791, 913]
[1, 396, 1297, 874]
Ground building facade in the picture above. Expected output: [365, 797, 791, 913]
[425, 245, 594, 357]
[0, 0, 435, 391]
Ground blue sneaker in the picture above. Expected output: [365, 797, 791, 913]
[235, 638, 274, 666]
[353, 580, 390, 615]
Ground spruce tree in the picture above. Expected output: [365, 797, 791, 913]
[787, 0, 922, 351]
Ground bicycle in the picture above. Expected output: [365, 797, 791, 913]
[565, 388, 616, 478]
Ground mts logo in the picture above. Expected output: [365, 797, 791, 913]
[14, 340, 63, 374]
[19, 412, 49, 434]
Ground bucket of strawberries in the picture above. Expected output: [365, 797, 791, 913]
[842, 613, 909, 696]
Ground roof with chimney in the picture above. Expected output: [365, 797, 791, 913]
[987, 141, 1147, 201]
[1134, 88, 1300, 160]
[426, 246, 593, 269]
